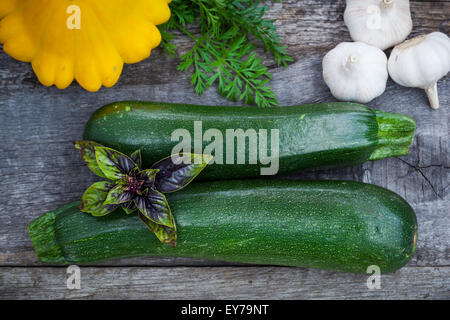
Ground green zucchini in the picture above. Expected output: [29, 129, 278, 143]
[83, 101, 415, 180]
[29, 180, 417, 274]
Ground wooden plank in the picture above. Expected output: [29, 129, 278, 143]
[0, 74, 448, 267]
[266, 0, 450, 58]
[0, 1, 448, 89]
[1, 266, 448, 300]
[0, 0, 448, 271]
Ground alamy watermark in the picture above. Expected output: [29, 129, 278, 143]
[366, 265, 381, 290]
[66, 5, 81, 30]
[66, 265, 81, 290]
[171, 121, 280, 175]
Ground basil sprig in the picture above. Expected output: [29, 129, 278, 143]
[74, 141, 213, 246]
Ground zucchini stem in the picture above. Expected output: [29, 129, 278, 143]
[370, 110, 416, 161]
[28, 203, 75, 264]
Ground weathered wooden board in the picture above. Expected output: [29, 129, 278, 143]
[0, 0, 448, 299]
[1, 267, 449, 300]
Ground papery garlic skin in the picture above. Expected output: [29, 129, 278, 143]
[323, 42, 388, 103]
[344, 0, 413, 50]
[388, 32, 450, 109]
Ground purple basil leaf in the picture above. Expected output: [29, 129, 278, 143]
[138, 212, 177, 247]
[95, 146, 138, 180]
[137, 169, 159, 188]
[151, 153, 213, 193]
[80, 181, 119, 216]
[74, 141, 107, 178]
[134, 189, 174, 227]
[104, 181, 135, 205]
[130, 150, 142, 169]
[122, 202, 137, 215]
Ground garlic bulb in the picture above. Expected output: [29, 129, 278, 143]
[344, 0, 413, 50]
[323, 42, 388, 103]
[388, 32, 450, 110]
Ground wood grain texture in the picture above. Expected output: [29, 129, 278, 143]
[1, 267, 449, 300]
[0, 0, 448, 299]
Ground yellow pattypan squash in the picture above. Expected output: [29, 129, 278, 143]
[0, 0, 171, 91]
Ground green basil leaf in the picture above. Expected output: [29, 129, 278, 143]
[104, 181, 134, 205]
[138, 212, 177, 247]
[95, 146, 137, 180]
[130, 150, 142, 169]
[80, 181, 119, 216]
[74, 141, 107, 178]
[134, 189, 174, 227]
[152, 153, 213, 193]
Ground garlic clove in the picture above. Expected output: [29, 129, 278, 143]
[388, 32, 450, 110]
[323, 42, 388, 103]
[344, 0, 413, 50]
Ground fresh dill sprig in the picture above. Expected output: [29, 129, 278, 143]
[159, 0, 292, 107]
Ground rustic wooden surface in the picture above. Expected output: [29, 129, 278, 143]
[0, 0, 449, 300]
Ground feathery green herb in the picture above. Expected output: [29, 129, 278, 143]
[159, 0, 292, 107]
